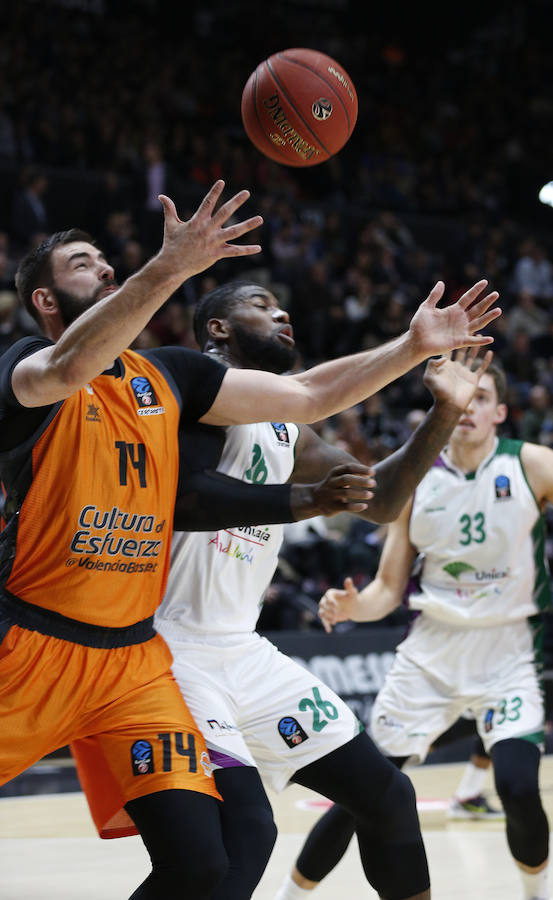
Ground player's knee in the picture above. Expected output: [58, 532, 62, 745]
[131, 852, 228, 899]
[493, 738, 540, 804]
[238, 801, 278, 860]
[176, 851, 228, 896]
[358, 765, 419, 841]
[254, 803, 278, 855]
[381, 767, 418, 826]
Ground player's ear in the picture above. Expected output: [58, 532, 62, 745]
[494, 403, 508, 425]
[32, 286, 57, 317]
[207, 316, 230, 340]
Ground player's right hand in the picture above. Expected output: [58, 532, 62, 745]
[319, 576, 359, 634]
[158, 180, 263, 280]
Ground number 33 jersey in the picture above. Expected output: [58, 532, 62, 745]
[408, 437, 551, 627]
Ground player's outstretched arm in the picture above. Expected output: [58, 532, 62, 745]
[318, 499, 416, 633]
[288, 349, 493, 524]
[366, 348, 494, 521]
[201, 280, 500, 427]
[12, 181, 263, 407]
[173, 463, 375, 531]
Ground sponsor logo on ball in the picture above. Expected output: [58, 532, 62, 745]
[312, 98, 332, 120]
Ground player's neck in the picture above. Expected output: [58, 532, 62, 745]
[204, 345, 237, 369]
[446, 431, 497, 474]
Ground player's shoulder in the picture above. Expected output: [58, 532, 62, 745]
[519, 440, 553, 505]
[0, 334, 52, 368]
[520, 439, 553, 468]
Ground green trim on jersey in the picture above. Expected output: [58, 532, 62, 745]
[531, 517, 552, 614]
[495, 437, 524, 457]
[529, 613, 546, 685]
[520, 729, 545, 747]
[517, 441, 542, 517]
[496, 436, 550, 618]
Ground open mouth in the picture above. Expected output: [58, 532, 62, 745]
[277, 325, 295, 346]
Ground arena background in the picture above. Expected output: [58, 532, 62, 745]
[2, 0, 553, 795]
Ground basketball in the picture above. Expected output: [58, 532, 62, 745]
[241, 48, 358, 167]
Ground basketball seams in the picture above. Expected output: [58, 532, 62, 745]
[266, 58, 331, 156]
[257, 61, 310, 164]
[277, 51, 355, 133]
[251, 67, 290, 164]
[243, 67, 290, 165]
[241, 47, 357, 167]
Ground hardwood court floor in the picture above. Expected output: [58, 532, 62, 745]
[2, 756, 553, 899]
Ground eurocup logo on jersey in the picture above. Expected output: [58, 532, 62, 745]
[494, 474, 511, 499]
[484, 708, 495, 733]
[278, 716, 309, 748]
[131, 739, 154, 775]
[271, 423, 290, 445]
[130, 376, 165, 416]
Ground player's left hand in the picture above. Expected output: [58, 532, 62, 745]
[408, 279, 501, 360]
[423, 347, 494, 412]
[291, 463, 376, 520]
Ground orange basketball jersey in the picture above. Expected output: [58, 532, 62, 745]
[5, 350, 180, 627]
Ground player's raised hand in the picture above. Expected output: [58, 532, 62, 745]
[158, 180, 263, 279]
[423, 347, 494, 413]
[408, 279, 501, 360]
[319, 577, 359, 634]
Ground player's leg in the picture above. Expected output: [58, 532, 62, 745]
[125, 789, 228, 899]
[291, 732, 429, 900]
[160, 633, 278, 898]
[71, 635, 226, 897]
[492, 738, 550, 900]
[279, 653, 459, 897]
[473, 632, 551, 900]
[431, 718, 504, 820]
[256, 636, 450, 900]
[210, 767, 277, 900]
[276, 756, 410, 899]
[0, 626, 90, 787]
[277, 803, 357, 897]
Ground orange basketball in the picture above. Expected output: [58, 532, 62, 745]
[241, 48, 358, 168]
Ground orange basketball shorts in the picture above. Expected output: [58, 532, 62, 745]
[0, 624, 221, 838]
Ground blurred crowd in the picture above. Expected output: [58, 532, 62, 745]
[2, 0, 553, 637]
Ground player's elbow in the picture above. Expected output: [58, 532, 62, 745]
[362, 495, 401, 525]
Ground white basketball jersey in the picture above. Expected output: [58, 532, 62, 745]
[408, 437, 551, 627]
[157, 421, 299, 637]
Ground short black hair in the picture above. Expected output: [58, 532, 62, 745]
[15, 229, 96, 324]
[193, 280, 260, 350]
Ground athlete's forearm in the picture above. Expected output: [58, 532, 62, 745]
[12, 254, 185, 407]
[204, 333, 425, 427]
[352, 579, 402, 622]
[290, 332, 425, 423]
[174, 471, 293, 531]
[364, 399, 461, 523]
[49, 256, 183, 393]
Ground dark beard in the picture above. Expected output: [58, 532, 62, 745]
[54, 281, 118, 327]
[232, 321, 297, 374]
